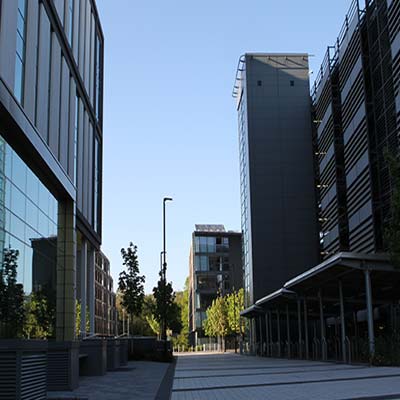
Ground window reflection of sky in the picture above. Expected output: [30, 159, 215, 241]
[0, 136, 58, 294]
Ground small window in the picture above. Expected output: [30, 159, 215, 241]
[290, 80, 294, 86]
[257, 80, 262, 86]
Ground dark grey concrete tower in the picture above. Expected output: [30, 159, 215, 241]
[233, 54, 320, 308]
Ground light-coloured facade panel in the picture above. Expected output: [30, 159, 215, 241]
[35, 5, 51, 140]
[84, 0, 91, 92]
[59, 57, 70, 171]
[0, 1, 18, 91]
[48, 32, 62, 155]
[78, 0, 86, 76]
[24, 0, 39, 121]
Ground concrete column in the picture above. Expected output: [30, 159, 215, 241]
[304, 298, 309, 359]
[364, 269, 375, 357]
[286, 304, 291, 358]
[339, 280, 347, 363]
[56, 200, 77, 341]
[80, 239, 87, 337]
[277, 310, 281, 357]
[318, 289, 327, 360]
[87, 246, 95, 335]
[265, 312, 269, 357]
[297, 299, 302, 358]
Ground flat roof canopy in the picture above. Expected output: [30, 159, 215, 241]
[242, 252, 400, 318]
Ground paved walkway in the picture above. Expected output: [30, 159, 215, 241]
[48, 361, 170, 400]
[171, 352, 400, 400]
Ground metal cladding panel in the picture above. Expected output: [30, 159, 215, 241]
[0, 0, 18, 91]
[392, 31, 400, 59]
[78, 0, 86, 77]
[35, 5, 51, 141]
[53, 0, 65, 25]
[88, 122, 94, 227]
[59, 57, 70, 171]
[83, 111, 89, 218]
[244, 55, 319, 300]
[84, 0, 91, 92]
[48, 32, 61, 155]
[90, 13, 95, 103]
[68, 79, 77, 179]
[77, 100, 84, 210]
[24, 0, 39, 121]
[72, 0, 80, 61]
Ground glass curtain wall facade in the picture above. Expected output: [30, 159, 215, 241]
[0, 0, 104, 340]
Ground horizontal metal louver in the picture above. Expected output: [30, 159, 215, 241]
[47, 351, 69, 390]
[0, 354, 17, 400]
[20, 354, 47, 400]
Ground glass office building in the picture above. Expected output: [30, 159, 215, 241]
[0, 0, 104, 340]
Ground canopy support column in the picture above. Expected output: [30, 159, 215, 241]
[265, 312, 270, 357]
[304, 298, 309, 359]
[297, 299, 302, 358]
[364, 269, 375, 358]
[286, 304, 291, 358]
[319, 290, 327, 360]
[339, 280, 347, 363]
[277, 309, 281, 357]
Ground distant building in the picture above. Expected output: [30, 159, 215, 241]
[95, 251, 117, 337]
[188, 225, 242, 346]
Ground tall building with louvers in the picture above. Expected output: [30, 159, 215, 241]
[188, 225, 242, 346]
[312, 0, 400, 258]
[0, 0, 104, 340]
[233, 54, 320, 309]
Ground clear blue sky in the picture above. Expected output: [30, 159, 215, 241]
[97, 0, 352, 293]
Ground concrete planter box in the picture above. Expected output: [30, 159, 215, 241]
[128, 336, 157, 359]
[0, 339, 48, 400]
[79, 339, 107, 376]
[119, 338, 128, 366]
[106, 339, 121, 371]
[47, 341, 79, 391]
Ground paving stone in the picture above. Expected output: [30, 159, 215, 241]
[48, 361, 169, 400]
[171, 352, 400, 400]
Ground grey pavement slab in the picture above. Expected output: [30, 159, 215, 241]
[171, 352, 400, 400]
[48, 361, 169, 400]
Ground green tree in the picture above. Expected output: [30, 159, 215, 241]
[118, 243, 145, 328]
[75, 300, 90, 338]
[24, 290, 54, 339]
[172, 278, 189, 347]
[203, 295, 229, 350]
[152, 271, 182, 336]
[226, 288, 245, 352]
[0, 248, 25, 338]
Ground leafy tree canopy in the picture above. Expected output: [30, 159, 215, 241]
[118, 243, 145, 317]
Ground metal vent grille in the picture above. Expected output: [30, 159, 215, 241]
[0, 354, 17, 400]
[20, 353, 47, 400]
[47, 351, 69, 391]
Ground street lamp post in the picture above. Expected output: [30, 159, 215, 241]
[162, 197, 173, 349]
